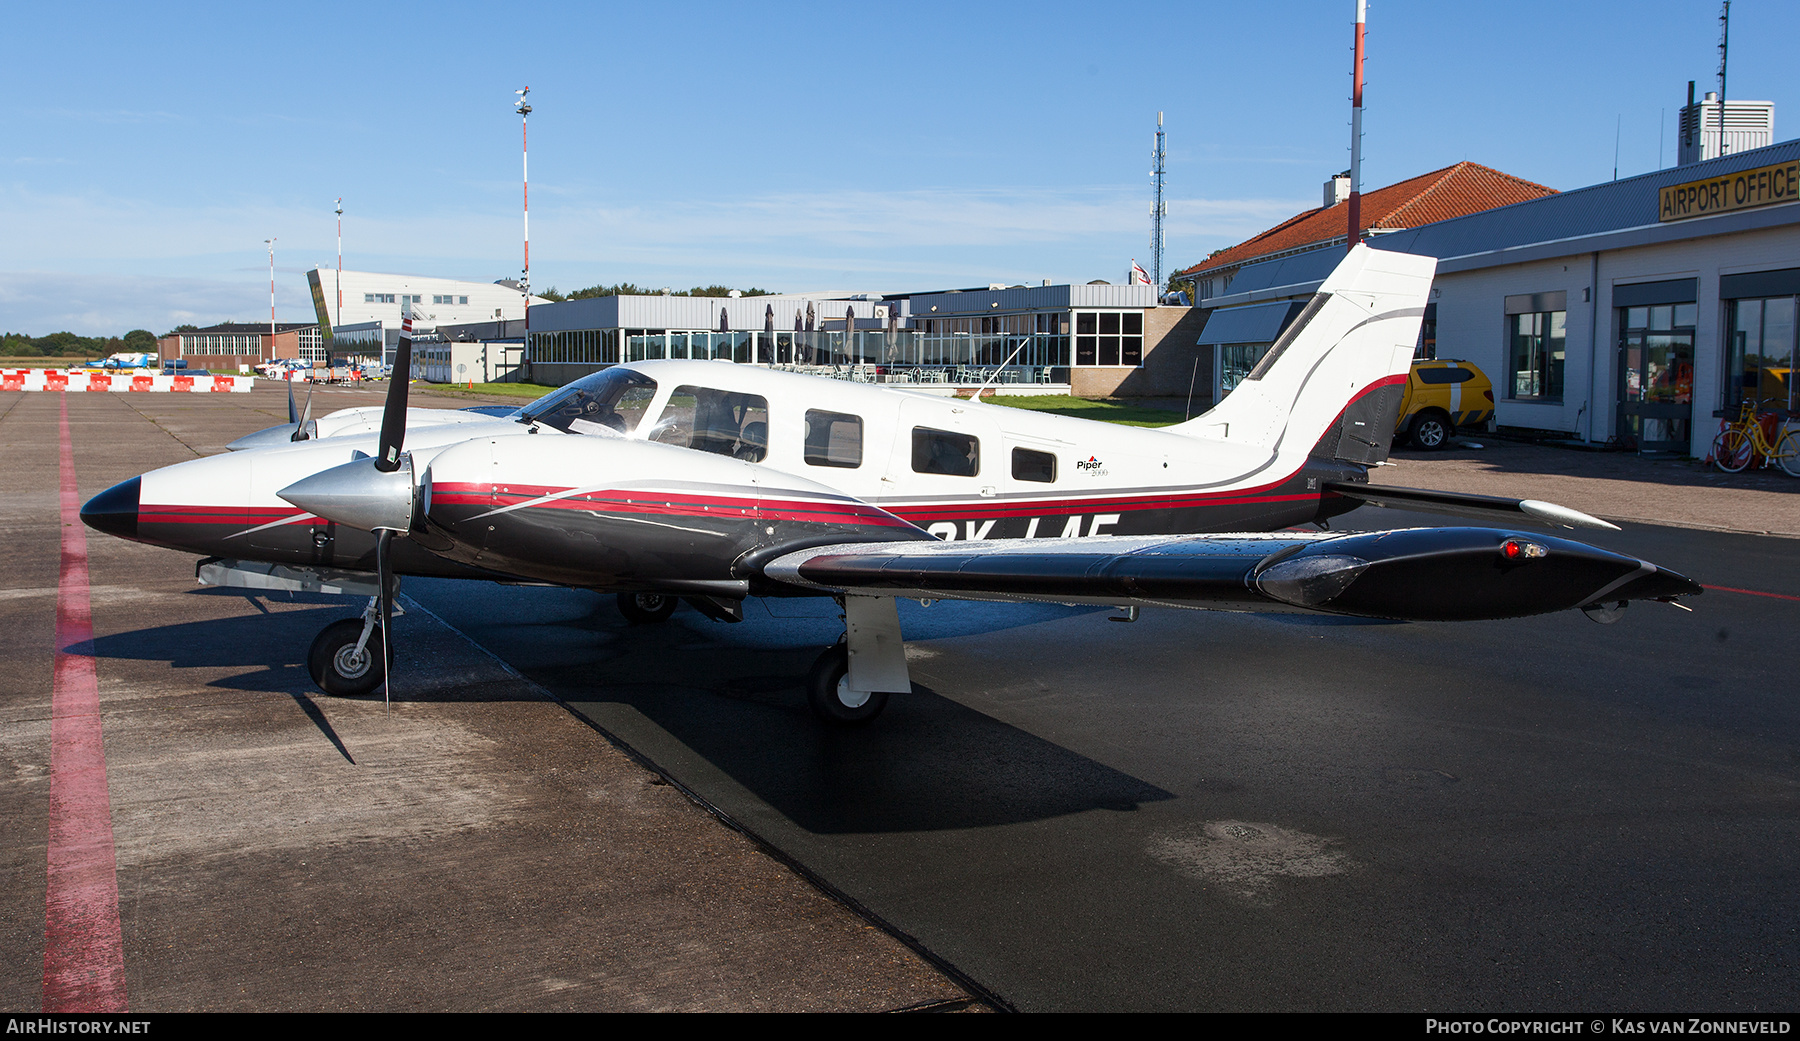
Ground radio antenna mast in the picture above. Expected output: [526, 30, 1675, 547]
[1716, 2, 1730, 157]
[1150, 112, 1167, 289]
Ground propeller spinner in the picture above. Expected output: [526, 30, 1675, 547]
[278, 307, 419, 700]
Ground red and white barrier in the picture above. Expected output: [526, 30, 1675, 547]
[0, 371, 254, 393]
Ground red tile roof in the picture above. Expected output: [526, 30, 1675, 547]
[1175, 162, 1557, 279]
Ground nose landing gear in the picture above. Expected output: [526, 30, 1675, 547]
[307, 613, 386, 696]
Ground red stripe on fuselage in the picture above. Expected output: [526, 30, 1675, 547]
[139, 504, 313, 528]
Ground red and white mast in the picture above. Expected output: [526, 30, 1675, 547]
[1348, 0, 1365, 254]
[515, 87, 532, 330]
[334, 198, 343, 329]
[265, 237, 277, 361]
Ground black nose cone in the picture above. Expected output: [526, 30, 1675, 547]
[81, 477, 140, 540]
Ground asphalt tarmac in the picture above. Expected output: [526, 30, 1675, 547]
[1, 385, 978, 1012]
[5, 383, 1797, 1012]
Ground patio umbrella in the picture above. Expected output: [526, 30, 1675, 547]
[719, 306, 729, 332]
[845, 305, 856, 364]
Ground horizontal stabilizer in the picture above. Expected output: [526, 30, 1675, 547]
[1323, 481, 1620, 531]
[764, 527, 1696, 622]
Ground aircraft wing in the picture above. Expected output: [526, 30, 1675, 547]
[1322, 480, 1620, 531]
[763, 527, 1699, 622]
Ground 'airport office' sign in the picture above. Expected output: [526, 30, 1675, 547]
[1659, 160, 1800, 222]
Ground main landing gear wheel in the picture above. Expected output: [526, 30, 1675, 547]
[617, 591, 678, 624]
[307, 618, 386, 697]
[806, 643, 890, 725]
[1410, 411, 1452, 450]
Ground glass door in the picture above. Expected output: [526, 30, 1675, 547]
[1617, 303, 1696, 451]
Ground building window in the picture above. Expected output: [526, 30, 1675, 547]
[1727, 296, 1795, 412]
[1072, 312, 1143, 367]
[1507, 310, 1566, 401]
[1218, 343, 1263, 394]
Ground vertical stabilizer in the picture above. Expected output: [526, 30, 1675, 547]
[1174, 245, 1434, 466]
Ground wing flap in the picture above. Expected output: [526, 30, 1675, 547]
[1324, 480, 1620, 531]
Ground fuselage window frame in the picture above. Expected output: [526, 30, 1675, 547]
[804, 409, 864, 469]
[911, 426, 980, 477]
[1011, 447, 1056, 483]
[646, 384, 769, 461]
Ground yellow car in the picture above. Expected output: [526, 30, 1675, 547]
[1397, 359, 1494, 450]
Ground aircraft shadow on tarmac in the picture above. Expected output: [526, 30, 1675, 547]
[81, 583, 1175, 834]
[82, 587, 571, 697]
[410, 581, 1178, 835]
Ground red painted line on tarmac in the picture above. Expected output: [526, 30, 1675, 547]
[1701, 584, 1800, 603]
[42, 393, 128, 1012]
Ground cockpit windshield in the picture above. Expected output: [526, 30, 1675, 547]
[514, 367, 659, 436]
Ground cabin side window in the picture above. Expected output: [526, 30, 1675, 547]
[804, 410, 863, 468]
[1011, 447, 1056, 483]
[912, 427, 979, 477]
[648, 385, 769, 461]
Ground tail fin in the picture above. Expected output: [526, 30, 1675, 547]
[1173, 244, 1435, 466]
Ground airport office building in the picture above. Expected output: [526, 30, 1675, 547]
[1196, 136, 1800, 455]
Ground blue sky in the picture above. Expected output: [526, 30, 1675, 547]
[3, 0, 1794, 335]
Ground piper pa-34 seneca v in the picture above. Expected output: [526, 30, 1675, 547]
[80, 246, 1701, 723]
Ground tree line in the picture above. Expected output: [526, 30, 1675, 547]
[1, 328, 165, 358]
[535, 283, 774, 302]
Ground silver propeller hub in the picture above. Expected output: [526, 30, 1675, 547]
[278, 454, 416, 532]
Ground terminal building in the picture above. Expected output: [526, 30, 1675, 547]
[1198, 138, 1796, 456]
[524, 284, 1209, 398]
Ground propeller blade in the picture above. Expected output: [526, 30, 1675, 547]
[377, 306, 414, 473]
[287, 377, 298, 425]
[376, 528, 396, 706]
[298, 383, 315, 441]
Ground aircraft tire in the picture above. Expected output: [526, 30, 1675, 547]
[1410, 411, 1452, 450]
[307, 618, 387, 697]
[806, 644, 889, 725]
[617, 591, 678, 624]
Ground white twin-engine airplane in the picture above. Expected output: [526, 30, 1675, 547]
[81, 247, 1700, 723]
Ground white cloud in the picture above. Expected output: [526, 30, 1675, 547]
[0, 271, 274, 336]
[0, 182, 1311, 330]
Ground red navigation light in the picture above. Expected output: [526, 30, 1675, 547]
[1483, 389, 1495, 401]
[1500, 538, 1547, 561]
